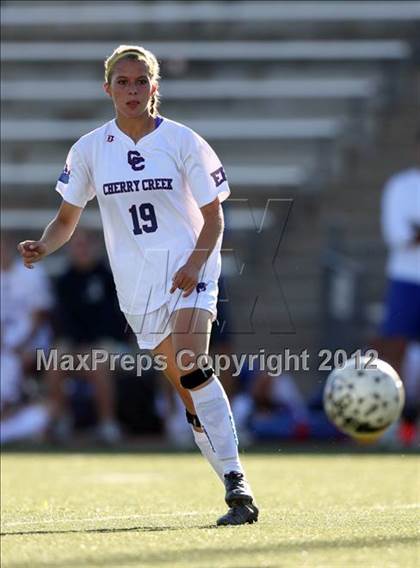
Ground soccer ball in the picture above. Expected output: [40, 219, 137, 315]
[323, 357, 405, 440]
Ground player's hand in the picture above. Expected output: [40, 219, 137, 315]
[17, 240, 47, 269]
[170, 262, 200, 297]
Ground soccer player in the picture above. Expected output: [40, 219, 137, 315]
[376, 128, 420, 445]
[17, 44, 258, 526]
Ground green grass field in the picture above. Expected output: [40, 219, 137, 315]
[1, 451, 419, 567]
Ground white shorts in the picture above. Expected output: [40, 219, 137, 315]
[124, 280, 218, 350]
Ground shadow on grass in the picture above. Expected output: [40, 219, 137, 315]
[3, 534, 419, 567]
[2, 441, 419, 456]
[1, 524, 216, 537]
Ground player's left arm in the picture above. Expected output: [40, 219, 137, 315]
[170, 197, 224, 297]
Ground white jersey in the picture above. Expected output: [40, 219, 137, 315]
[381, 167, 420, 284]
[56, 117, 230, 314]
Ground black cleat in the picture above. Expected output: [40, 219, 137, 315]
[223, 471, 254, 507]
[217, 503, 259, 526]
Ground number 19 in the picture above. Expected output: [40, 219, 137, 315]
[128, 203, 158, 235]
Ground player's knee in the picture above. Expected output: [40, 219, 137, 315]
[177, 349, 212, 375]
[180, 367, 214, 390]
[179, 350, 196, 370]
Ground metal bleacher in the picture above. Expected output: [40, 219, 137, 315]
[1, 1, 419, 359]
[2, 77, 378, 100]
[2, 1, 418, 210]
[1, 40, 411, 61]
[2, 1, 420, 25]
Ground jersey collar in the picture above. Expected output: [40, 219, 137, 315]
[110, 116, 164, 147]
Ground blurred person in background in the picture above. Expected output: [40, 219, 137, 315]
[376, 127, 420, 446]
[48, 228, 126, 444]
[250, 371, 310, 441]
[17, 44, 258, 526]
[232, 369, 310, 443]
[1, 233, 52, 444]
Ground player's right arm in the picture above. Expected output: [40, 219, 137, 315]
[18, 136, 95, 269]
[17, 201, 82, 269]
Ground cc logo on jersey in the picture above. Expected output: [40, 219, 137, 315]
[127, 151, 145, 171]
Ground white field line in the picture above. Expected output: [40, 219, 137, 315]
[2, 504, 419, 530]
[367, 503, 420, 511]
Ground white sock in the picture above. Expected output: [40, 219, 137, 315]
[187, 376, 243, 475]
[191, 427, 225, 483]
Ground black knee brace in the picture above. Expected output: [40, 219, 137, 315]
[180, 367, 214, 389]
[185, 409, 202, 429]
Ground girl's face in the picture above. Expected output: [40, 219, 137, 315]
[104, 58, 157, 119]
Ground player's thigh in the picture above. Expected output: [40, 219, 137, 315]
[152, 334, 195, 414]
[170, 308, 213, 369]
